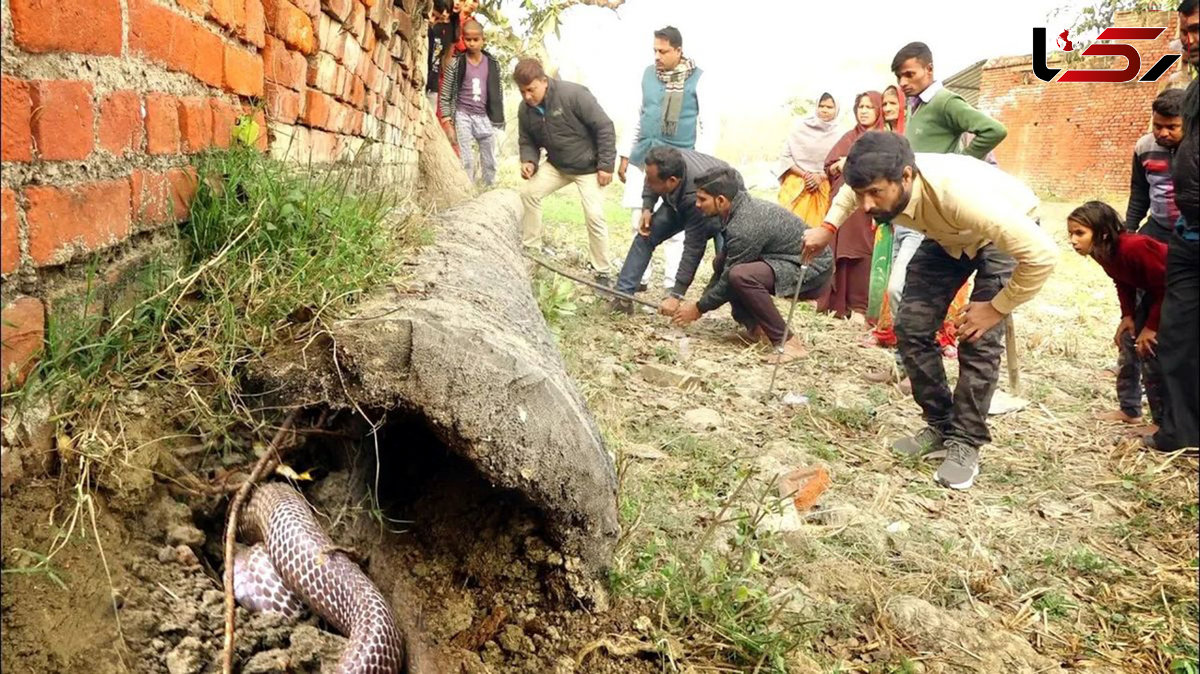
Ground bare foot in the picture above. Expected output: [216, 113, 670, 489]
[763, 336, 807, 364]
[730, 326, 770, 346]
[1095, 409, 1143, 424]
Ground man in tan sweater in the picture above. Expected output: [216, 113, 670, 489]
[803, 131, 1057, 490]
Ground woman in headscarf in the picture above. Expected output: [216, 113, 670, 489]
[777, 93, 840, 227]
[816, 91, 885, 319]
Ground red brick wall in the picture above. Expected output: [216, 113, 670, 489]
[0, 0, 430, 390]
[977, 11, 1186, 200]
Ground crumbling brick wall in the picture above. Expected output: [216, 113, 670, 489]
[0, 0, 431, 390]
[977, 10, 1186, 200]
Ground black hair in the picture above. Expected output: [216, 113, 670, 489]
[891, 41, 933, 75]
[1068, 201, 1124, 263]
[433, 0, 452, 12]
[843, 131, 916, 189]
[513, 58, 547, 86]
[644, 146, 685, 180]
[818, 92, 835, 105]
[1180, 0, 1198, 14]
[653, 26, 683, 49]
[694, 167, 740, 201]
[1153, 87, 1187, 117]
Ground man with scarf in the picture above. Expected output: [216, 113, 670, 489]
[615, 26, 719, 298]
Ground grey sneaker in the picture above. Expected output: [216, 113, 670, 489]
[934, 441, 980, 490]
[892, 427, 947, 459]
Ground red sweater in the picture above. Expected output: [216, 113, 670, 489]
[1097, 232, 1167, 331]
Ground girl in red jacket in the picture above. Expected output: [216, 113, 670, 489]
[1067, 201, 1168, 433]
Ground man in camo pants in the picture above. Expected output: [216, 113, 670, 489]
[804, 132, 1057, 490]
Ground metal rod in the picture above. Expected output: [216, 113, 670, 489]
[523, 252, 660, 309]
[764, 263, 810, 400]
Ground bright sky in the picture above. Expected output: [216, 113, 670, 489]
[517, 0, 1084, 126]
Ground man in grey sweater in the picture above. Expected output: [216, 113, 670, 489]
[671, 167, 833, 362]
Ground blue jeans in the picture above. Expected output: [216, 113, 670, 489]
[617, 206, 708, 295]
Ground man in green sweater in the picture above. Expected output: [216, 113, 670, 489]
[867, 41, 1010, 390]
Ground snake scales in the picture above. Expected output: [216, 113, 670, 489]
[233, 482, 405, 673]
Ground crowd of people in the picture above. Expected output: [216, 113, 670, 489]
[426, 2, 1200, 489]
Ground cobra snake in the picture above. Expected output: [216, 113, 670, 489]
[233, 482, 405, 673]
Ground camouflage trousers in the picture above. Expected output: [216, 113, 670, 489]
[895, 240, 1016, 448]
[1115, 289, 1165, 422]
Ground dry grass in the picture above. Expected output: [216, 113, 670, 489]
[533, 191, 1199, 673]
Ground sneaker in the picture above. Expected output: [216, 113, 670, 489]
[637, 282, 649, 292]
[892, 427, 947, 459]
[934, 441, 980, 490]
[593, 272, 612, 286]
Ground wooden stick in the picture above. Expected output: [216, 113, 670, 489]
[523, 252, 660, 309]
[764, 264, 811, 400]
[221, 409, 302, 674]
[1004, 314, 1020, 393]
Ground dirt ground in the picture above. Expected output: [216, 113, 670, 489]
[1, 188, 1196, 674]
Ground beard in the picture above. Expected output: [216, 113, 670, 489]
[867, 185, 912, 222]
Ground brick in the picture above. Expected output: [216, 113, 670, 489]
[347, 0, 366, 42]
[342, 39, 363, 75]
[363, 26, 376, 54]
[307, 51, 340, 94]
[1, 189, 19, 275]
[178, 0, 210, 13]
[31, 80, 95, 161]
[262, 0, 317, 55]
[294, 0, 320, 17]
[130, 0, 195, 74]
[193, 24, 227, 88]
[10, 0, 122, 55]
[252, 110, 269, 150]
[350, 76, 366, 107]
[224, 45, 265, 97]
[25, 180, 132, 267]
[393, 8, 412, 40]
[145, 93, 181, 155]
[240, 0, 267, 47]
[1, 297, 45, 392]
[177, 97, 214, 153]
[209, 0, 246, 30]
[263, 35, 307, 90]
[321, 0, 352, 22]
[131, 167, 197, 227]
[98, 91, 144, 157]
[264, 83, 302, 123]
[1, 77, 33, 162]
[210, 98, 240, 148]
[301, 89, 333, 128]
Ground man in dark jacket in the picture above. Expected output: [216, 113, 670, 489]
[612, 146, 739, 313]
[515, 58, 618, 280]
[670, 167, 833, 363]
[1148, 0, 1199, 452]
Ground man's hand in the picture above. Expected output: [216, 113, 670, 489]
[597, 170, 613, 187]
[829, 157, 847, 176]
[1114, 316, 1136, 346]
[638, 209, 653, 237]
[658, 296, 680, 316]
[1135, 327, 1157, 357]
[521, 162, 536, 180]
[802, 226, 834, 262]
[618, 157, 629, 183]
[671, 300, 702, 326]
[955, 301, 1005, 342]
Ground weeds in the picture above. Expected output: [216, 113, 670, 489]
[3, 145, 407, 567]
[534, 274, 577, 332]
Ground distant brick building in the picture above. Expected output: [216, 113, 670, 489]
[976, 10, 1188, 199]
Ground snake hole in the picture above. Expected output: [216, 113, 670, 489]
[287, 407, 577, 667]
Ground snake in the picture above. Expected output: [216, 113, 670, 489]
[233, 482, 406, 673]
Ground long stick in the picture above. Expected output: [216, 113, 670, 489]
[1004, 314, 1020, 393]
[222, 409, 301, 674]
[522, 252, 659, 309]
[764, 264, 810, 400]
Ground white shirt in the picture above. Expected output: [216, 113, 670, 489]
[918, 79, 944, 105]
